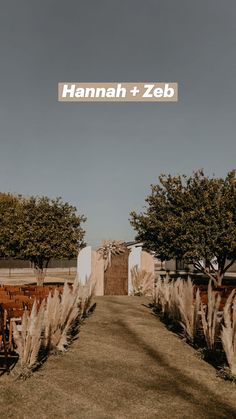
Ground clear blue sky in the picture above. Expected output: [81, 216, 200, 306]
[0, 1, 236, 246]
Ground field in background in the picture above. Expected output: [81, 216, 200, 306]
[0, 268, 76, 285]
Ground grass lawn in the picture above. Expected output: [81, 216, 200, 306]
[0, 296, 236, 418]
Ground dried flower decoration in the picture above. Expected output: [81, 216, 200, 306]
[97, 240, 126, 271]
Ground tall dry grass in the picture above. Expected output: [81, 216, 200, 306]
[78, 274, 96, 318]
[200, 281, 222, 351]
[130, 265, 154, 296]
[43, 282, 80, 352]
[153, 276, 200, 342]
[144, 274, 236, 377]
[221, 289, 236, 375]
[177, 278, 201, 343]
[13, 300, 45, 374]
[12, 275, 96, 376]
[153, 275, 172, 316]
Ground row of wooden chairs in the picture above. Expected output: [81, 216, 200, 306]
[194, 285, 236, 312]
[0, 284, 65, 371]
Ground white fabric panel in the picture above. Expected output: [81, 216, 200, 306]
[77, 246, 92, 285]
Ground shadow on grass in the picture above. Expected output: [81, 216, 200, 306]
[122, 318, 236, 418]
[103, 300, 236, 418]
[150, 304, 229, 372]
[0, 352, 19, 376]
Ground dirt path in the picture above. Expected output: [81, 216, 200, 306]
[0, 296, 236, 418]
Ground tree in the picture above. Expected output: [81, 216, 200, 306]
[0, 193, 22, 258]
[0, 194, 86, 285]
[130, 170, 236, 286]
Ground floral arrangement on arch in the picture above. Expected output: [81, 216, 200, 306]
[97, 240, 126, 271]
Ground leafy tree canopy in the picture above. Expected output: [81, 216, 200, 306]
[0, 193, 22, 258]
[130, 170, 236, 285]
[0, 194, 86, 284]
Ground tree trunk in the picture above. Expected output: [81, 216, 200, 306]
[204, 270, 223, 287]
[33, 259, 49, 285]
[216, 272, 223, 287]
[194, 262, 222, 287]
[34, 266, 47, 286]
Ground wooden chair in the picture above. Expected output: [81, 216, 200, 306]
[7, 308, 26, 351]
[14, 295, 33, 303]
[0, 304, 9, 371]
[0, 291, 10, 298]
[3, 286, 22, 293]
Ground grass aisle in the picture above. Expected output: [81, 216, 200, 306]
[0, 296, 236, 418]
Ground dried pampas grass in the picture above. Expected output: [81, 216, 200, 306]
[152, 275, 236, 375]
[131, 265, 154, 296]
[168, 278, 181, 324]
[13, 300, 45, 376]
[200, 281, 222, 350]
[12, 275, 96, 377]
[154, 276, 172, 315]
[177, 278, 200, 343]
[221, 290, 236, 375]
[43, 275, 96, 352]
[153, 276, 202, 343]
[77, 274, 96, 318]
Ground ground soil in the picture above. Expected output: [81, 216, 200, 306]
[0, 296, 236, 418]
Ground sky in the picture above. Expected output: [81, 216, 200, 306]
[0, 1, 236, 247]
